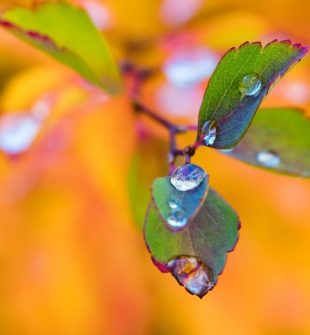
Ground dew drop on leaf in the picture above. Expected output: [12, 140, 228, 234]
[167, 208, 187, 230]
[167, 256, 215, 298]
[239, 74, 262, 97]
[170, 164, 206, 192]
[201, 120, 217, 146]
[168, 199, 180, 210]
[256, 150, 281, 167]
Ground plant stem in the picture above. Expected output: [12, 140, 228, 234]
[123, 62, 201, 173]
[133, 101, 200, 173]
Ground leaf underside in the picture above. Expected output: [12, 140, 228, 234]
[0, 2, 122, 94]
[225, 108, 310, 177]
[152, 176, 209, 229]
[144, 188, 240, 283]
[197, 40, 308, 148]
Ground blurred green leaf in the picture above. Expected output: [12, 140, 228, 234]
[128, 132, 168, 228]
[152, 176, 209, 230]
[144, 188, 240, 295]
[197, 40, 307, 148]
[225, 108, 310, 177]
[0, 2, 122, 94]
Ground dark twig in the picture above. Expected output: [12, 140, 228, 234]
[123, 62, 201, 173]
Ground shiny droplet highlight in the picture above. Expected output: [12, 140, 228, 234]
[239, 74, 262, 97]
[168, 199, 179, 210]
[170, 163, 206, 192]
[201, 120, 217, 146]
[256, 150, 280, 168]
[167, 256, 215, 298]
[167, 208, 187, 229]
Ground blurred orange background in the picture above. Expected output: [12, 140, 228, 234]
[0, 0, 310, 334]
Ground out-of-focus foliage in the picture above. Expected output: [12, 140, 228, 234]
[0, 0, 310, 334]
[227, 108, 310, 177]
[1, 2, 122, 93]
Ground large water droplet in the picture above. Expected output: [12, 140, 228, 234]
[167, 256, 214, 297]
[185, 267, 214, 297]
[256, 150, 280, 168]
[167, 208, 187, 229]
[239, 74, 262, 97]
[170, 164, 206, 192]
[201, 120, 216, 146]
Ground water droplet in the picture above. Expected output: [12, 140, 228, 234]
[239, 74, 262, 97]
[167, 208, 187, 229]
[185, 267, 214, 297]
[168, 199, 179, 210]
[201, 120, 216, 146]
[256, 150, 280, 167]
[167, 256, 215, 297]
[170, 164, 206, 192]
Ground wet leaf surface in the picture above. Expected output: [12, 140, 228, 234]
[197, 40, 307, 148]
[144, 188, 240, 297]
[0, 2, 122, 93]
[225, 108, 310, 177]
[152, 175, 209, 231]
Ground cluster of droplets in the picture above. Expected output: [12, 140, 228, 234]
[168, 164, 206, 230]
[166, 199, 187, 230]
[239, 74, 262, 97]
[167, 256, 215, 298]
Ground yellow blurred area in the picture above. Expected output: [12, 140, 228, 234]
[0, 0, 310, 335]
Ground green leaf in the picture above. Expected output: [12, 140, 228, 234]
[152, 175, 209, 230]
[128, 134, 168, 228]
[0, 2, 122, 94]
[197, 40, 307, 148]
[224, 108, 310, 177]
[144, 188, 240, 297]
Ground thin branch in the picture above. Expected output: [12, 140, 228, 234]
[124, 62, 202, 173]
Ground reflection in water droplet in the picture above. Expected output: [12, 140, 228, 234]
[256, 150, 280, 168]
[239, 74, 262, 97]
[168, 199, 179, 210]
[0, 114, 41, 155]
[167, 208, 187, 229]
[167, 256, 214, 297]
[170, 164, 206, 192]
[185, 267, 214, 296]
[201, 120, 216, 146]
